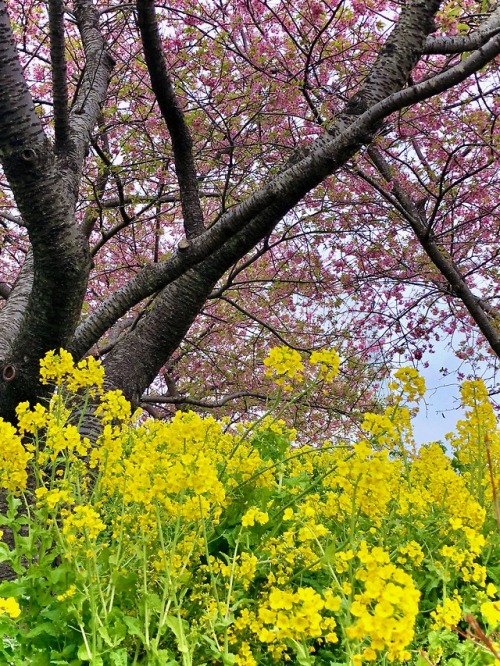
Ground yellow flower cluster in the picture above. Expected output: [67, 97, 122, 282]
[35, 486, 74, 510]
[264, 346, 304, 388]
[17, 394, 89, 464]
[95, 389, 132, 423]
[346, 541, 421, 662]
[61, 505, 106, 548]
[40, 348, 104, 390]
[309, 349, 341, 382]
[388, 367, 426, 403]
[431, 594, 462, 629]
[0, 418, 31, 491]
[7, 351, 500, 665]
[0, 597, 21, 619]
[409, 443, 485, 531]
[95, 413, 228, 528]
[321, 440, 401, 526]
[482, 599, 500, 627]
[447, 378, 500, 503]
[241, 507, 269, 527]
[257, 586, 340, 643]
[56, 584, 77, 602]
[233, 586, 340, 660]
[397, 541, 424, 566]
[263, 346, 342, 391]
[361, 412, 401, 449]
[16, 402, 47, 434]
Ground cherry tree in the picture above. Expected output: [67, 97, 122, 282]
[0, 0, 498, 434]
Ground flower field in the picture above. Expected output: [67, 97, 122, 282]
[0, 350, 499, 665]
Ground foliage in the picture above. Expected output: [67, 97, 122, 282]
[0, 350, 499, 664]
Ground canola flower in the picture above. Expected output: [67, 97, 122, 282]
[1, 349, 500, 666]
[431, 594, 463, 630]
[40, 348, 104, 390]
[0, 597, 21, 619]
[0, 418, 31, 491]
[482, 600, 500, 627]
[264, 345, 304, 389]
[346, 541, 421, 662]
[263, 345, 342, 390]
[309, 349, 341, 382]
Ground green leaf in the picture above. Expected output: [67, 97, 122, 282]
[122, 615, 146, 642]
[164, 615, 189, 653]
[26, 655, 52, 666]
[0, 580, 28, 597]
[150, 650, 179, 666]
[77, 643, 92, 661]
[97, 625, 113, 647]
[0, 542, 12, 563]
[109, 649, 129, 666]
[26, 622, 61, 638]
[144, 592, 162, 612]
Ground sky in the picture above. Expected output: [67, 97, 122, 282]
[410, 341, 499, 446]
[411, 353, 465, 445]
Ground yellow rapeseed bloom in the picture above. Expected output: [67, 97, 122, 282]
[56, 584, 77, 602]
[40, 349, 104, 390]
[0, 419, 31, 492]
[0, 597, 20, 619]
[242, 507, 269, 527]
[482, 600, 500, 627]
[309, 349, 341, 382]
[40, 348, 75, 385]
[263, 346, 304, 387]
[389, 367, 426, 403]
[62, 505, 106, 547]
[431, 595, 462, 629]
[346, 542, 420, 661]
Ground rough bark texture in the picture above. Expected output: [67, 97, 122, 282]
[0, 0, 113, 421]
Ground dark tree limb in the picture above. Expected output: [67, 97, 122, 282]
[48, 0, 70, 149]
[0, 250, 33, 358]
[424, 6, 500, 54]
[0, 0, 113, 421]
[136, 0, 205, 240]
[69, 0, 115, 171]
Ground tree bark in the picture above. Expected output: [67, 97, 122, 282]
[0, 0, 113, 421]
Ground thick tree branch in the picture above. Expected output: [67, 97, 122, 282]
[136, 0, 205, 240]
[49, 0, 70, 149]
[0, 2, 48, 156]
[142, 390, 268, 409]
[0, 1, 113, 420]
[69, 0, 115, 172]
[424, 6, 500, 54]
[0, 250, 33, 357]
